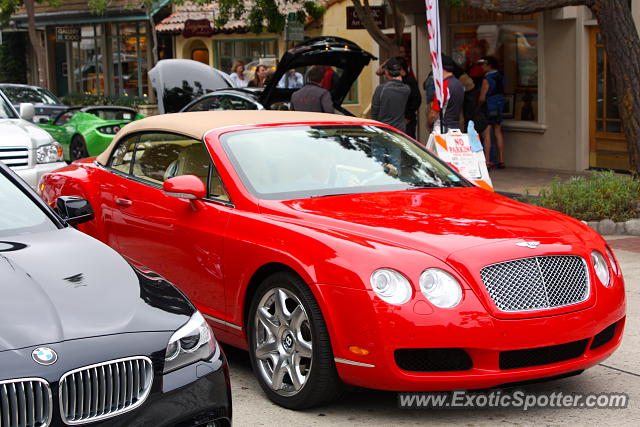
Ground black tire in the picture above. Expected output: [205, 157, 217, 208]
[247, 272, 342, 409]
[70, 135, 89, 161]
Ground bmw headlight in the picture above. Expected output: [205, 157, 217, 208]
[164, 311, 216, 373]
[370, 268, 412, 305]
[591, 250, 611, 287]
[36, 142, 63, 163]
[419, 268, 463, 308]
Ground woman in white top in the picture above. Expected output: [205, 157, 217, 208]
[229, 60, 248, 88]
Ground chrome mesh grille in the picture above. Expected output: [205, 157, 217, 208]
[0, 147, 29, 169]
[59, 356, 153, 425]
[480, 255, 590, 312]
[0, 378, 52, 427]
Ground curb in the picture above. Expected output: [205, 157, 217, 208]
[582, 219, 640, 236]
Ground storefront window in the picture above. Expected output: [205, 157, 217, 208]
[215, 39, 278, 75]
[112, 23, 148, 97]
[71, 25, 101, 95]
[68, 23, 149, 98]
[450, 10, 539, 122]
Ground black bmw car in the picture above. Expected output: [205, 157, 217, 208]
[0, 162, 231, 426]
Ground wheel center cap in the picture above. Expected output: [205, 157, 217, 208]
[282, 331, 295, 351]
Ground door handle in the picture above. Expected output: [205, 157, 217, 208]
[115, 197, 133, 207]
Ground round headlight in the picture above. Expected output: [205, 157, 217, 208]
[419, 268, 463, 308]
[370, 268, 412, 305]
[591, 250, 611, 287]
[605, 247, 619, 275]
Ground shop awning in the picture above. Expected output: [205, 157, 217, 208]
[11, 0, 170, 27]
[156, 0, 336, 34]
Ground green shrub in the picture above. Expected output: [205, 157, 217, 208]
[61, 93, 148, 108]
[536, 170, 640, 222]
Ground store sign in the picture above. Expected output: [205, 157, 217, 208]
[56, 27, 80, 42]
[346, 6, 385, 29]
[183, 19, 213, 39]
[285, 22, 305, 42]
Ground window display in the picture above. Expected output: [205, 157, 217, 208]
[450, 10, 539, 122]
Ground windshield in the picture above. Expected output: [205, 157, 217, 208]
[221, 125, 469, 200]
[0, 86, 60, 105]
[0, 172, 56, 237]
[0, 93, 18, 119]
[86, 108, 136, 121]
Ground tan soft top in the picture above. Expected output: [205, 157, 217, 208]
[96, 110, 377, 165]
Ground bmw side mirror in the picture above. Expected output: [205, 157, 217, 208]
[56, 196, 95, 225]
[163, 175, 206, 200]
[19, 103, 36, 121]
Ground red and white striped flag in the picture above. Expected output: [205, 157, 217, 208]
[426, 0, 444, 109]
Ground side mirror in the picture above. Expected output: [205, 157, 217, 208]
[163, 175, 206, 200]
[56, 196, 95, 225]
[38, 117, 50, 124]
[19, 103, 35, 121]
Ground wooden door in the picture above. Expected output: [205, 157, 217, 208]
[589, 28, 630, 170]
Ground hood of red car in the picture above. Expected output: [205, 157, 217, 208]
[263, 187, 587, 261]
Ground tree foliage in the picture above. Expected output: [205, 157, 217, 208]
[83, 0, 325, 34]
[0, 31, 27, 83]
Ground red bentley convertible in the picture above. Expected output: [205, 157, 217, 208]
[40, 111, 626, 409]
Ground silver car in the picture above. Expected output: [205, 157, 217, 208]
[0, 89, 65, 188]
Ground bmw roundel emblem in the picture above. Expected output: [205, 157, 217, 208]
[32, 347, 58, 366]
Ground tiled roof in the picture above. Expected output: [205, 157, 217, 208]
[156, 0, 340, 34]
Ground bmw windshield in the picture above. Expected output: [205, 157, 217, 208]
[0, 86, 60, 105]
[0, 171, 56, 237]
[221, 125, 470, 200]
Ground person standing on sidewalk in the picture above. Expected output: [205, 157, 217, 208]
[477, 56, 506, 169]
[427, 55, 465, 133]
[397, 57, 422, 139]
[290, 66, 334, 113]
[371, 57, 410, 133]
[371, 57, 410, 171]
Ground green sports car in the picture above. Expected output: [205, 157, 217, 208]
[39, 106, 144, 162]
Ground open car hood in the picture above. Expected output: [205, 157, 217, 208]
[149, 59, 233, 114]
[259, 37, 376, 113]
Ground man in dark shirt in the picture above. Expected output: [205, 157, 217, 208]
[427, 55, 465, 133]
[290, 66, 334, 113]
[371, 57, 410, 132]
[397, 56, 421, 139]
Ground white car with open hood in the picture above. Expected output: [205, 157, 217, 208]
[0, 88, 65, 188]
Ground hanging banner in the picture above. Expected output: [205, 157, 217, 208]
[425, 0, 444, 109]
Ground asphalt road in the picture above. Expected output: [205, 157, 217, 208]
[224, 238, 640, 426]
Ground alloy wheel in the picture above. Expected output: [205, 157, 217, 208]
[253, 287, 313, 396]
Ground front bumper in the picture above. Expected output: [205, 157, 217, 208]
[0, 333, 231, 426]
[315, 274, 625, 392]
[15, 161, 66, 188]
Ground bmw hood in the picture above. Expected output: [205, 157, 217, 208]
[267, 187, 592, 262]
[0, 118, 54, 149]
[149, 59, 233, 114]
[0, 228, 193, 351]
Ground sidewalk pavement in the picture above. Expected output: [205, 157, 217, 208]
[490, 166, 591, 196]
